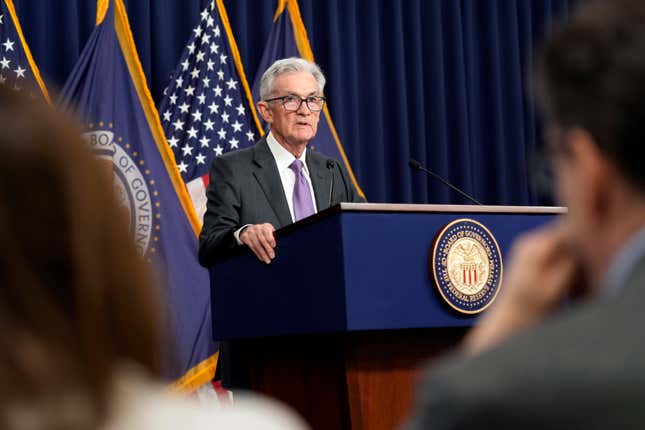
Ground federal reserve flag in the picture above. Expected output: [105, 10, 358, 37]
[252, 0, 364, 199]
[159, 0, 262, 219]
[58, 0, 217, 392]
[0, 0, 49, 101]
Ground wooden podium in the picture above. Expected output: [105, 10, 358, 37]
[209, 203, 563, 429]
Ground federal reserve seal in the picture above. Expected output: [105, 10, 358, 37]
[83, 125, 161, 257]
[430, 219, 503, 314]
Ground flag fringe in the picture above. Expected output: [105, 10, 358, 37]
[112, 0, 219, 392]
[281, 0, 366, 199]
[96, 0, 108, 25]
[273, 0, 287, 22]
[112, 0, 202, 235]
[169, 352, 219, 393]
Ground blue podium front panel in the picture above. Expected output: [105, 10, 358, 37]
[340, 211, 555, 331]
[210, 207, 559, 340]
[211, 214, 351, 340]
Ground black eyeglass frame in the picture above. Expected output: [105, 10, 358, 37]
[264, 95, 327, 112]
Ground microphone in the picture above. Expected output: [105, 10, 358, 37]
[408, 159, 482, 205]
[326, 160, 335, 207]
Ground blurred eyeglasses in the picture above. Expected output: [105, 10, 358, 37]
[264, 95, 326, 112]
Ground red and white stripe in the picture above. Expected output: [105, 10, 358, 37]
[186, 173, 210, 221]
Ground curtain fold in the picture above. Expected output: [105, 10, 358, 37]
[14, 0, 574, 205]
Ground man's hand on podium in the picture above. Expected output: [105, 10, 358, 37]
[240, 223, 276, 264]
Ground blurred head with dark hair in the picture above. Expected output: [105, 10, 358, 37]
[535, 0, 645, 286]
[0, 87, 164, 429]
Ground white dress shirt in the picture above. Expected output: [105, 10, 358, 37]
[265, 130, 318, 221]
[233, 131, 318, 244]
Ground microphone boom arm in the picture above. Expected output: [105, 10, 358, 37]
[408, 159, 482, 205]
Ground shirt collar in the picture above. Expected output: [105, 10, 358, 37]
[266, 130, 308, 172]
[602, 226, 645, 297]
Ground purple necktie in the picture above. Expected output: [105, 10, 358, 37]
[289, 159, 315, 221]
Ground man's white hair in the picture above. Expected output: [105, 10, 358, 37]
[259, 57, 326, 101]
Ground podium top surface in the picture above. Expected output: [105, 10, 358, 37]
[276, 203, 565, 236]
[212, 202, 562, 339]
[334, 202, 566, 214]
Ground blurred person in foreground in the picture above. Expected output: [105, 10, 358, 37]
[405, 1, 645, 428]
[0, 88, 308, 430]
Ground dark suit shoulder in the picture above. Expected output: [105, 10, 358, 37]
[214, 142, 257, 168]
[307, 146, 334, 162]
[208, 139, 269, 180]
[307, 147, 344, 172]
[407, 289, 645, 429]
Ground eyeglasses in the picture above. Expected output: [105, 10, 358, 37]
[264, 95, 326, 112]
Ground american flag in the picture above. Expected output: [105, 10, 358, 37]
[0, 0, 49, 101]
[159, 0, 259, 218]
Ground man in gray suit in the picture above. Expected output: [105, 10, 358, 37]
[198, 57, 362, 267]
[198, 58, 362, 389]
[405, 0, 645, 427]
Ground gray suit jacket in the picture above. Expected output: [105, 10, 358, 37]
[198, 137, 363, 266]
[405, 255, 645, 429]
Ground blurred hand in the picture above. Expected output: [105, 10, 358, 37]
[463, 223, 582, 355]
[239, 223, 276, 264]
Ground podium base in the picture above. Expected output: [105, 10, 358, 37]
[240, 327, 468, 430]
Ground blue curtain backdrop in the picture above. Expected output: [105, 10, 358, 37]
[14, 0, 575, 205]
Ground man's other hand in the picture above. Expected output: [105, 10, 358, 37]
[239, 223, 276, 264]
[462, 223, 581, 355]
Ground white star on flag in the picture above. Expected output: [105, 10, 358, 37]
[182, 144, 194, 156]
[14, 65, 25, 78]
[0, 5, 48, 101]
[168, 136, 179, 147]
[3, 37, 14, 51]
[187, 127, 198, 139]
[172, 119, 185, 131]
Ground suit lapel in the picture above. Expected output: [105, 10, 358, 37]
[621, 251, 645, 298]
[307, 151, 332, 212]
[252, 139, 293, 227]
